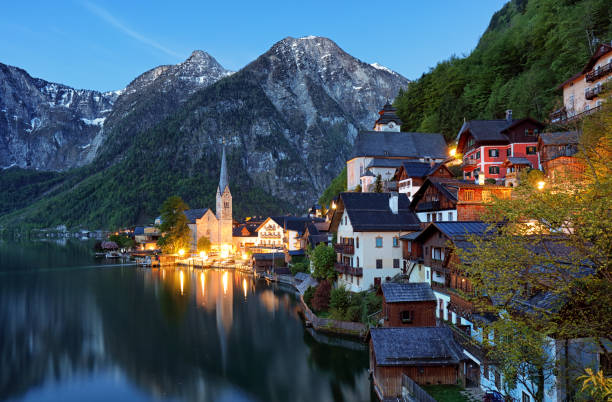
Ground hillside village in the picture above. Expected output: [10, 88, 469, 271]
[104, 43, 612, 402]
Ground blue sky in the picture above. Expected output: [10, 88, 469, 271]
[0, 1, 507, 92]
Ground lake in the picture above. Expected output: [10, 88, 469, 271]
[0, 239, 373, 402]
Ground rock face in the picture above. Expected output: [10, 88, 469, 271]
[0, 50, 232, 171]
[0, 63, 117, 170]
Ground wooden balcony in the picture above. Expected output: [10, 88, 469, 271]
[586, 61, 612, 82]
[334, 263, 362, 276]
[449, 292, 474, 316]
[334, 243, 354, 254]
[551, 105, 602, 124]
[585, 86, 602, 100]
[429, 259, 450, 274]
[463, 158, 479, 166]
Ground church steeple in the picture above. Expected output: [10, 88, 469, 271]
[218, 144, 229, 193]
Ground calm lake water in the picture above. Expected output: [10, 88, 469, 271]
[0, 239, 373, 402]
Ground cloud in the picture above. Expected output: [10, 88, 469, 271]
[82, 1, 182, 59]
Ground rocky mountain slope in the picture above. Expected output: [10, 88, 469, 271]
[1, 36, 410, 228]
[0, 50, 232, 171]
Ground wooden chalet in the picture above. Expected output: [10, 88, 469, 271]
[380, 282, 437, 327]
[370, 327, 465, 399]
[392, 161, 453, 200]
[537, 131, 585, 182]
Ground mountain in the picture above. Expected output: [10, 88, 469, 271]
[0, 50, 232, 172]
[0, 63, 117, 171]
[0, 36, 410, 229]
[394, 0, 612, 142]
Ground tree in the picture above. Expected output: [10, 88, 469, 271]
[455, 99, 612, 401]
[312, 280, 331, 312]
[319, 166, 347, 207]
[374, 174, 383, 193]
[157, 196, 191, 254]
[109, 234, 135, 249]
[197, 236, 211, 253]
[311, 243, 336, 280]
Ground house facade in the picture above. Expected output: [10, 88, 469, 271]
[255, 216, 322, 253]
[551, 42, 612, 123]
[456, 113, 544, 183]
[330, 192, 421, 292]
[537, 131, 585, 182]
[393, 161, 453, 200]
[380, 282, 437, 327]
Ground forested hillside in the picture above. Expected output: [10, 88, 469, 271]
[395, 0, 612, 142]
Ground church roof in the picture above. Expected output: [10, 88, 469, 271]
[184, 208, 210, 224]
[350, 131, 447, 160]
[374, 103, 403, 127]
[218, 145, 229, 193]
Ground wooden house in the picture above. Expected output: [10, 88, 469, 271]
[380, 282, 437, 327]
[537, 131, 585, 182]
[370, 327, 465, 400]
[392, 161, 453, 200]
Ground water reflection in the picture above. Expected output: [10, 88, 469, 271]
[0, 241, 372, 401]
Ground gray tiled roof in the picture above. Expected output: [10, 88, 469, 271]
[370, 327, 464, 366]
[366, 158, 411, 168]
[184, 208, 209, 224]
[351, 131, 447, 160]
[456, 119, 515, 143]
[381, 283, 436, 303]
[340, 192, 420, 232]
[268, 216, 324, 235]
[400, 161, 442, 178]
[539, 131, 579, 145]
[506, 157, 532, 166]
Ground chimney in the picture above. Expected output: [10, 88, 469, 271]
[389, 192, 398, 214]
[506, 109, 513, 122]
[429, 158, 435, 168]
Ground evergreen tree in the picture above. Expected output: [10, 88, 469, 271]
[157, 196, 191, 254]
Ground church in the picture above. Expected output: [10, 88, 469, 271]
[184, 145, 233, 251]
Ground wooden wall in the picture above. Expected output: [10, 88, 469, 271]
[371, 360, 459, 399]
[382, 299, 437, 327]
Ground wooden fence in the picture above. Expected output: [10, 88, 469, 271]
[401, 374, 437, 402]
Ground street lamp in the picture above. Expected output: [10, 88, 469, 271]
[178, 249, 185, 257]
[537, 181, 545, 191]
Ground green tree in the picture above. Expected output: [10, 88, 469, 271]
[374, 174, 383, 193]
[197, 236, 211, 253]
[109, 234, 135, 249]
[157, 196, 191, 254]
[455, 101, 612, 401]
[319, 166, 347, 207]
[329, 286, 351, 319]
[311, 243, 337, 280]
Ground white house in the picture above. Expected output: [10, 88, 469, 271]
[329, 192, 421, 292]
[255, 216, 322, 253]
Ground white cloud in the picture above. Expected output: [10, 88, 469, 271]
[82, 1, 182, 59]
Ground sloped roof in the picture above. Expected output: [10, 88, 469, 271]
[134, 226, 145, 235]
[582, 43, 612, 73]
[456, 119, 514, 143]
[374, 103, 403, 127]
[505, 157, 532, 167]
[433, 221, 494, 239]
[184, 208, 210, 224]
[266, 216, 324, 235]
[232, 223, 259, 237]
[338, 192, 420, 232]
[366, 158, 411, 168]
[351, 131, 447, 160]
[539, 131, 579, 146]
[370, 327, 464, 366]
[381, 283, 436, 303]
[409, 177, 468, 211]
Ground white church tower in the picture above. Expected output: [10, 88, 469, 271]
[216, 144, 233, 246]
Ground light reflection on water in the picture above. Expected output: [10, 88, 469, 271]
[0, 240, 372, 402]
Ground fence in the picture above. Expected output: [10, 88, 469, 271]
[402, 374, 437, 402]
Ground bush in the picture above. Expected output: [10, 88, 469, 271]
[312, 280, 331, 312]
[311, 244, 336, 280]
[330, 286, 351, 313]
[303, 286, 316, 308]
[290, 260, 310, 275]
[485, 178, 497, 185]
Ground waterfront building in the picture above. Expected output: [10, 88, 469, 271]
[329, 192, 420, 292]
[254, 216, 323, 253]
[369, 327, 465, 399]
[456, 112, 544, 183]
[232, 222, 259, 253]
[551, 42, 612, 123]
[380, 282, 437, 327]
[346, 104, 447, 191]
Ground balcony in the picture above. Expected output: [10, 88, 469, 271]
[334, 263, 362, 276]
[334, 262, 347, 273]
[260, 232, 281, 239]
[429, 259, 450, 274]
[585, 86, 602, 100]
[463, 158, 479, 166]
[334, 243, 354, 254]
[448, 292, 475, 316]
[586, 61, 612, 82]
[550, 105, 602, 124]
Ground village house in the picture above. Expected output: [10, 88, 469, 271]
[456, 112, 545, 183]
[392, 161, 453, 200]
[409, 177, 512, 223]
[329, 192, 421, 292]
[380, 282, 437, 327]
[346, 104, 447, 191]
[369, 326, 465, 400]
[232, 221, 260, 254]
[299, 221, 331, 250]
[551, 42, 612, 123]
[537, 131, 585, 182]
[133, 226, 160, 250]
[254, 216, 323, 253]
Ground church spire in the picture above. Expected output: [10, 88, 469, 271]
[218, 143, 229, 193]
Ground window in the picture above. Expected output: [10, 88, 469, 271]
[465, 171, 471, 178]
[447, 212, 453, 221]
[393, 237, 399, 247]
[393, 258, 400, 268]
[465, 190, 474, 201]
[356, 257, 359, 267]
[488, 149, 499, 157]
[489, 166, 500, 174]
[476, 151, 481, 159]
[432, 247, 444, 261]
[356, 237, 359, 248]
[482, 190, 492, 203]
[526, 146, 537, 155]
[375, 237, 383, 248]
[376, 259, 383, 269]
[400, 310, 413, 323]
[344, 216, 347, 225]
[432, 213, 437, 222]
[438, 213, 442, 221]
[507, 148, 511, 157]
[426, 213, 431, 222]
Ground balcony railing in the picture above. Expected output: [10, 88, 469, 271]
[585, 86, 602, 100]
[586, 62, 612, 82]
[334, 243, 354, 254]
[260, 232, 281, 239]
[449, 292, 474, 316]
[551, 104, 602, 124]
[463, 158, 479, 166]
[334, 263, 363, 276]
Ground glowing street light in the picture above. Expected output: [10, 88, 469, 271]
[200, 251, 208, 261]
[449, 148, 457, 157]
[178, 249, 185, 257]
[537, 181, 545, 191]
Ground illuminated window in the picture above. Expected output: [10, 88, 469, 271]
[465, 190, 474, 201]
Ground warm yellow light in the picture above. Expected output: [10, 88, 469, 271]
[242, 278, 247, 299]
[222, 271, 229, 295]
[178, 249, 185, 257]
[200, 251, 208, 261]
[537, 181, 545, 190]
[220, 244, 230, 259]
[179, 270, 184, 295]
[449, 148, 457, 157]
[242, 253, 248, 260]
[331, 202, 336, 209]
[200, 272, 205, 298]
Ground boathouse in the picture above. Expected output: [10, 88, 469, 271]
[380, 282, 437, 327]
